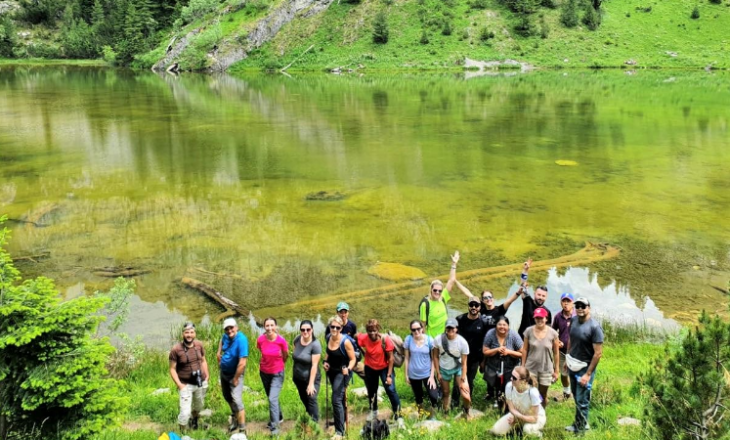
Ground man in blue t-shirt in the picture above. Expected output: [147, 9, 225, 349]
[217, 318, 249, 434]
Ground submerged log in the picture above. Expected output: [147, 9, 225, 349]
[93, 266, 151, 278]
[11, 251, 50, 263]
[181, 276, 257, 324]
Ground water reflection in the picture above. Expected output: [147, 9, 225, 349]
[1, 67, 729, 337]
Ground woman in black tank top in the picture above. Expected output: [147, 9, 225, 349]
[323, 316, 356, 438]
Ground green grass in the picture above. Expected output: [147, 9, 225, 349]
[95, 322, 665, 440]
[226, 0, 730, 72]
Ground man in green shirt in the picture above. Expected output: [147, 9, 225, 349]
[420, 251, 459, 337]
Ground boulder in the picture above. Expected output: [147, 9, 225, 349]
[618, 417, 641, 426]
[151, 388, 170, 396]
[413, 420, 446, 432]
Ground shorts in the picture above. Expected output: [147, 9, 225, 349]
[529, 370, 554, 387]
[560, 352, 569, 378]
[440, 366, 462, 382]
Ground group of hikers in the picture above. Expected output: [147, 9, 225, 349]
[169, 252, 604, 439]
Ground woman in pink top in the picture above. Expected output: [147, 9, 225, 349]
[257, 317, 289, 435]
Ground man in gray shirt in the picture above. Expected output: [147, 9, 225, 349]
[565, 297, 603, 434]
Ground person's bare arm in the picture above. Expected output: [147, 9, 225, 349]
[404, 348, 411, 384]
[216, 339, 223, 363]
[343, 340, 357, 374]
[454, 280, 473, 299]
[503, 286, 522, 310]
[233, 357, 247, 386]
[514, 403, 539, 424]
[552, 338, 560, 381]
[170, 360, 185, 390]
[579, 343, 603, 386]
[308, 353, 321, 394]
[521, 336, 529, 366]
[445, 251, 459, 292]
[201, 356, 210, 382]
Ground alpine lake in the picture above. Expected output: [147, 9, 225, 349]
[1, 65, 729, 345]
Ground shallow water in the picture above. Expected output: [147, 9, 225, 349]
[1, 66, 728, 345]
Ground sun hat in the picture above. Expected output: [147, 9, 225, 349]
[223, 318, 237, 329]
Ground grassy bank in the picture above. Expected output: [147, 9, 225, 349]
[0, 58, 107, 67]
[97, 322, 667, 440]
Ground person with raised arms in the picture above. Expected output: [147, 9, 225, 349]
[420, 251, 459, 337]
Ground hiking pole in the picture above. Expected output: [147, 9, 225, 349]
[325, 374, 330, 431]
[344, 375, 349, 433]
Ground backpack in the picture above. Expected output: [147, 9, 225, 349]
[327, 333, 363, 362]
[361, 418, 390, 440]
[419, 295, 446, 327]
[380, 332, 405, 368]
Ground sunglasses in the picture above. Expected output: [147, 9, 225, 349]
[446, 327, 456, 330]
[469, 304, 480, 308]
[329, 325, 342, 330]
[483, 296, 493, 300]
[575, 304, 588, 309]
[432, 289, 443, 293]
[300, 328, 312, 332]
[511, 375, 521, 381]
[410, 327, 422, 332]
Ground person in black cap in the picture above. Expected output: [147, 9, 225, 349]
[454, 296, 489, 403]
[169, 322, 209, 431]
[565, 297, 603, 434]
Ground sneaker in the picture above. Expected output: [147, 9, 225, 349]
[563, 392, 572, 400]
[396, 417, 406, 429]
[190, 417, 199, 430]
[565, 425, 576, 432]
[229, 421, 239, 433]
[366, 410, 378, 422]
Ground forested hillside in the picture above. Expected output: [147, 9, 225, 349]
[0, 0, 728, 70]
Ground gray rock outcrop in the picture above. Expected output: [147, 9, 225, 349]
[153, 0, 335, 72]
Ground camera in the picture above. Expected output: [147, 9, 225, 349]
[191, 369, 203, 387]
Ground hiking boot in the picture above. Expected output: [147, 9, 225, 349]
[190, 417, 199, 430]
[229, 419, 239, 433]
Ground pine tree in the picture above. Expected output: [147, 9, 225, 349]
[372, 10, 389, 44]
[560, 0, 579, 28]
[582, 2, 600, 30]
[0, 217, 126, 440]
[641, 311, 730, 440]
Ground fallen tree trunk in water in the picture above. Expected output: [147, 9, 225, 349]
[11, 251, 50, 263]
[93, 266, 151, 278]
[181, 276, 258, 324]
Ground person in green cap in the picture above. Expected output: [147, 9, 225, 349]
[325, 301, 357, 338]
[420, 251, 459, 338]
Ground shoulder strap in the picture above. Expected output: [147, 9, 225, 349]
[440, 335, 461, 362]
[420, 296, 430, 326]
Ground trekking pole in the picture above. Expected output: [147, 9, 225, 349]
[325, 374, 330, 430]
[344, 374, 349, 432]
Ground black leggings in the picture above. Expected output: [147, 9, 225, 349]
[410, 378, 439, 407]
[293, 376, 320, 421]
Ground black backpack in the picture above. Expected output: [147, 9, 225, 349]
[361, 419, 390, 440]
[419, 295, 446, 327]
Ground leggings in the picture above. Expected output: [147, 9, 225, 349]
[327, 372, 350, 436]
[293, 376, 321, 421]
[410, 378, 439, 407]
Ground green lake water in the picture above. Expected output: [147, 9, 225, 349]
[1, 66, 729, 342]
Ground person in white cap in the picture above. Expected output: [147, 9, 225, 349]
[217, 318, 249, 434]
[565, 297, 603, 434]
[169, 322, 209, 432]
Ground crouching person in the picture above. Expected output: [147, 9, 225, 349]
[170, 322, 209, 431]
[490, 367, 546, 437]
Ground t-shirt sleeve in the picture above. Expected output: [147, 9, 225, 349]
[460, 337, 470, 355]
[384, 336, 395, 352]
[511, 331, 524, 350]
[434, 334, 443, 351]
[198, 341, 205, 357]
[419, 301, 427, 321]
[168, 347, 178, 363]
[483, 329, 495, 348]
[278, 336, 289, 353]
[592, 323, 605, 345]
[357, 333, 367, 347]
[530, 388, 542, 407]
[403, 335, 412, 351]
[443, 288, 451, 304]
[256, 335, 263, 350]
[312, 340, 322, 355]
[239, 334, 249, 357]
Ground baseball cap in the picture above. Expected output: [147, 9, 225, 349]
[560, 292, 574, 302]
[468, 296, 481, 306]
[574, 297, 590, 306]
[183, 322, 196, 330]
[445, 318, 458, 328]
[533, 308, 548, 319]
[223, 318, 237, 329]
[336, 301, 350, 311]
